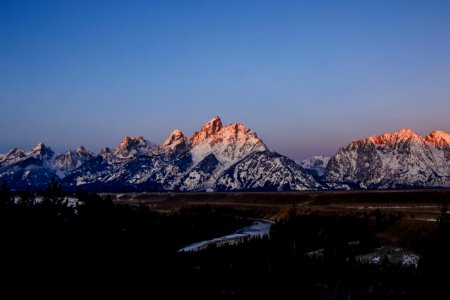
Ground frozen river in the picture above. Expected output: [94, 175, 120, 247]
[178, 220, 273, 252]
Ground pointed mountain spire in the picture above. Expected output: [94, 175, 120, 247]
[76, 145, 87, 153]
[114, 136, 155, 158]
[190, 116, 223, 145]
[31, 143, 54, 158]
[162, 129, 186, 147]
[201, 115, 223, 135]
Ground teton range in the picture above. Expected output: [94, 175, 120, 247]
[1, 116, 449, 191]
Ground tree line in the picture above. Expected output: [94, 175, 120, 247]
[1, 179, 450, 298]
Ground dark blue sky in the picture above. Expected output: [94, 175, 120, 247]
[1, 0, 450, 159]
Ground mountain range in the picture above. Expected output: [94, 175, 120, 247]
[0, 116, 449, 191]
[324, 129, 450, 189]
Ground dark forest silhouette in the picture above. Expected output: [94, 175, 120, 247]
[1, 180, 450, 298]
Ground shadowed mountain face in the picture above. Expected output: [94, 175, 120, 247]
[298, 156, 330, 178]
[0, 116, 319, 192]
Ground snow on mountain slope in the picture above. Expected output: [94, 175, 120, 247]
[0, 148, 27, 168]
[154, 129, 190, 159]
[0, 143, 54, 169]
[176, 153, 220, 191]
[113, 136, 156, 159]
[170, 116, 270, 191]
[426, 130, 450, 145]
[29, 143, 54, 160]
[217, 150, 322, 191]
[425, 130, 450, 162]
[59, 116, 321, 192]
[62, 139, 187, 192]
[298, 155, 330, 177]
[10, 119, 449, 192]
[54, 146, 94, 177]
[162, 130, 188, 150]
[0, 143, 57, 190]
[325, 129, 450, 188]
[189, 116, 267, 168]
[0, 159, 57, 191]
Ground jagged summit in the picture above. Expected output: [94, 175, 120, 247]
[2, 117, 447, 192]
[100, 147, 112, 155]
[76, 145, 88, 153]
[54, 145, 94, 177]
[99, 147, 113, 160]
[60, 145, 91, 157]
[5, 148, 25, 158]
[190, 116, 262, 144]
[114, 136, 154, 158]
[188, 116, 267, 167]
[364, 128, 422, 145]
[162, 130, 186, 147]
[117, 135, 146, 149]
[0, 148, 26, 167]
[425, 130, 450, 146]
[30, 143, 54, 158]
[191, 116, 223, 145]
[51, 115, 312, 192]
[351, 129, 449, 146]
[396, 128, 417, 135]
[203, 115, 223, 134]
[431, 130, 450, 136]
[31, 142, 48, 152]
[158, 129, 189, 155]
[326, 128, 450, 189]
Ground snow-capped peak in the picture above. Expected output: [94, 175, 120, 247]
[190, 116, 223, 145]
[367, 128, 422, 145]
[326, 128, 450, 189]
[162, 130, 186, 147]
[5, 148, 25, 159]
[30, 143, 54, 159]
[76, 145, 88, 154]
[114, 136, 155, 158]
[99, 147, 113, 160]
[425, 130, 450, 146]
[118, 135, 145, 148]
[54, 146, 94, 177]
[157, 129, 190, 155]
[31, 142, 47, 152]
[189, 116, 267, 168]
[0, 148, 26, 166]
[203, 115, 223, 134]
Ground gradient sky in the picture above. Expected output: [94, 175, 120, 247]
[1, 0, 450, 159]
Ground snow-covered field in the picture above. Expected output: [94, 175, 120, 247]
[356, 246, 420, 268]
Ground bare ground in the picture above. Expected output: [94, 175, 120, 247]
[110, 189, 449, 218]
[109, 189, 450, 247]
